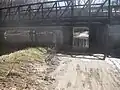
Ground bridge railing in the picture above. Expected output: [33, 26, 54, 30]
[0, 0, 119, 25]
[0, 0, 74, 22]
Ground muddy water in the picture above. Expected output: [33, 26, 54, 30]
[50, 54, 120, 90]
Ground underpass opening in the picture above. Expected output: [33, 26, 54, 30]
[72, 26, 89, 52]
[63, 24, 109, 59]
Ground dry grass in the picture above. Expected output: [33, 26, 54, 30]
[0, 47, 47, 78]
[0, 47, 56, 90]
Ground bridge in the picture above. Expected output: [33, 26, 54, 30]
[0, 0, 120, 55]
[0, 0, 120, 27]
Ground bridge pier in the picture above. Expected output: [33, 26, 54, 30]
[62, 26, 73, 50]
[89, 24, 108, 54]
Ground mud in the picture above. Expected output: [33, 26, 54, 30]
[50, 54, 120, 90]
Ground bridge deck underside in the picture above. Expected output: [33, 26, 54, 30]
[0, 16, 108, 27]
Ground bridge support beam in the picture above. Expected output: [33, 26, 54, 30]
[62, 26, 73, 51]
[89, 24, 108, 54]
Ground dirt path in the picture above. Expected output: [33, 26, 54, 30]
[50, 54, 120, 90]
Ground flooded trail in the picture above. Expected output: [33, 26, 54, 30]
[50, 54, 120, 90]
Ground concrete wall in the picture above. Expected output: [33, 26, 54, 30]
[89, 24, 108, 53]
[35, 27, 63, 46]
[2, 26, 73, 48]
[2, 25, 120, 53]
[108, 25, 120, 49]
[4, 30, 31, 43]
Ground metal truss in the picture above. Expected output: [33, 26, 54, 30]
[0, 0, 120, 26]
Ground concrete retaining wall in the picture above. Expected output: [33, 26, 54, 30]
[2, 26, 73, 48]
[108, 25, 120, 49]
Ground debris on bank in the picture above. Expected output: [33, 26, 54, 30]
[0, 47, 56, 90]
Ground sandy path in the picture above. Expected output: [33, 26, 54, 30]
[50, 54, 120, 90]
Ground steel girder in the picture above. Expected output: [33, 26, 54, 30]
[0, 0, 120, 26]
